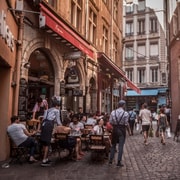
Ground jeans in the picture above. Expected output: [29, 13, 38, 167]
[109, 135, 125, 163]
[19, 137, 36, 157]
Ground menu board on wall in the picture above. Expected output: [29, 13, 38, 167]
[18, 78, 28, 121]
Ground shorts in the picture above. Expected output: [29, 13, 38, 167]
[142, 125, 150, 132]
[40, 120, 54, 146]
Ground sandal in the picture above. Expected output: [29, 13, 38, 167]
[76, 156, 82, 161]
[79, 152, 85, 156]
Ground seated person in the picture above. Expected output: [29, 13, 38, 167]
[86, 113, 97, 126]
[54, 117, 76, 156]
[7, 115, 38, 163]
[80, 115, 87, 126]
[69, 114, 85, 160]
[93, 118, 111, 157]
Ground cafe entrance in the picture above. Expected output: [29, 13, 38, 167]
[26, 49, 55, 119]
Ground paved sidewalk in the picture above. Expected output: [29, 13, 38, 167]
[0, 128, 180, 180]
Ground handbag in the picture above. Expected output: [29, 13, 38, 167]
[148, 125, 154, 137]
[166, 127, 171, 138]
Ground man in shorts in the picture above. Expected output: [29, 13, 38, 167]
[139, 103, 152, 145]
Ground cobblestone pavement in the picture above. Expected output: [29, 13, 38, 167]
[1, 125, 180, 180]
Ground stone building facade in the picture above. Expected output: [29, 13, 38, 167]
[169, 1, 180, 132]
[123, 0, 168, 111]
[0, 0, 140, 161]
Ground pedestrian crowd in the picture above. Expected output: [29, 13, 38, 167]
[7, 96, 178, 168]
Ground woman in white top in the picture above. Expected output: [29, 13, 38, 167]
[93, 118, 104, 135]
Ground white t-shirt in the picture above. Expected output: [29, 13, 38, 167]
[139, 108, 151, 125]
[7, 123, 28, 146]
[93, 125, 103, 135]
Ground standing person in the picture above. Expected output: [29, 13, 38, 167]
[7, 116, 38, 163]
[40, 96, 62, 167]
[158, 107, 169, 145]
[109, 100, 131, 167]
[164, 105, 171, 129]
[128, 108, 137, 135]
[139, 103, 152, 145]
[32, 97, 48, 119]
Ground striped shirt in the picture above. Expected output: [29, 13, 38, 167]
[109, 107, 129, 126]
[43, 107, 62, 125]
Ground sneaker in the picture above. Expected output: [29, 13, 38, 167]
[108, 161, 112, 165]
[41, 161, 51, 167]
[117, 161, 124, 167]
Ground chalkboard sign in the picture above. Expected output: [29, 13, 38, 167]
[61, 110, 67, 123]
[60, 81, 65, 96]
[18, 78, 28, 121]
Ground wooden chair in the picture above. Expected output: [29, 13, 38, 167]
[84, 124, 93, 130]
[8, 137, 29, 164]
[54, 133, 75, 159]
[89, 134, 106, 161]
[81, 128, 92, 150]
[26, 119, 40, 132]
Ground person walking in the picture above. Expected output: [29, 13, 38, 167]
[40, 96, 62, 167]
[139, 103, 152, 145]
[109, 100, 131, 167]
[158, 107, 169, 145]
[128, 108, 137, 135]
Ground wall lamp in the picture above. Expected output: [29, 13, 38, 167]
[24, 62, 31, 69]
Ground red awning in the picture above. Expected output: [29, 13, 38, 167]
[40, 3, 94, 59]
[97, 52, 141, 94]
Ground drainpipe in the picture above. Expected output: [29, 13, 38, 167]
[13, 13, 23, 115]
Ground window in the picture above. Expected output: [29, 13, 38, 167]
[138, 19, 145, 35]
[137, 44, 145, 59]
[126, 5, 134, 14]
[150, 18, 158, 33]
[71, 0, 82, 32]
[126, 69, 133, 81]
[138, 0, 145, 11]
[138, 68, 145, 83]
[102, 26, 108, 54]
[150, 67, 158, 83]
[150, 43, 158, 59]
[89, 8, 97, 44]
[113, 37, 118, 61]
[126, 21, 133, 36]
[125, 45, 134, 60]
[113, 0, 118, 21]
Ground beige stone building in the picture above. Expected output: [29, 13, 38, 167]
[123, 0, 168, 111]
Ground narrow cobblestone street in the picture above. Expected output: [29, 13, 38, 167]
[1, 125, 180, 180]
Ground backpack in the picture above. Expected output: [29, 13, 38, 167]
[159, 115, 167, 128]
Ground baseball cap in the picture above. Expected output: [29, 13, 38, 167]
[118, 100, 126, 106]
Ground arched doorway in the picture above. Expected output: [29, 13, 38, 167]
[27, 49, 55, 119]
[64, 63, 83, 113]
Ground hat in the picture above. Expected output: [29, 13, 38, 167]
[118, 100, 126, 106]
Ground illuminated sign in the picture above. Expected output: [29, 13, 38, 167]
[0, 10, 15, 52]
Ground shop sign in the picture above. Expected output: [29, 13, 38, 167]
[0, 10, 15, 52]
[18, 78, 27, 121]
[73, 89, 83, 96]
